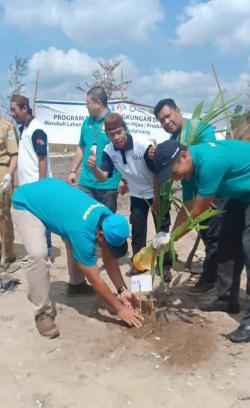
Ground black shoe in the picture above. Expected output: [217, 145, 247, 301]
[226, 325, 250, 343]
[66, 282, 95, 296]
[187, 278, 216, 295]
[5, 256, 16, 264]
[126, 267, 147, 277]
[199, 298, 240, 314]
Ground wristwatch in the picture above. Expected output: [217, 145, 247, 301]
[117, 285, 127, 295]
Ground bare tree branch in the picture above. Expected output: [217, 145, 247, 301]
[76, 58, 132, 100]
[0, 55, 28, 116]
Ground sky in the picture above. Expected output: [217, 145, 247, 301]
[0, 0, 250, 112]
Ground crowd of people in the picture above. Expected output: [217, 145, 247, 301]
[1, 86, 250, 344]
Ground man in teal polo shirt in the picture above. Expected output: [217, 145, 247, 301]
[150, 98, 226, 295]
[69, 86, 120, 211]
[152, 139, 250, 343]
[68, 86, 121, 295]
[11, 178, 143, 338]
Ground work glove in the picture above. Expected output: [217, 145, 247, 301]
[0, 174, 11, 193]
[152, 231, 170, 252]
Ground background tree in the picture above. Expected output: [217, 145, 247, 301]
[1, 55, 28, 116]
[230, 104, 245, 130]
[76, 59, 132, 100]
[230, 85, 250, 134]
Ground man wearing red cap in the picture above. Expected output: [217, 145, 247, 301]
[87, 112, 171, 278]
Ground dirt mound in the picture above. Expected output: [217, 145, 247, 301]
[128, 309, 216, 368]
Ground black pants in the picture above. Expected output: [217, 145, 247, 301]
[200, 197, 228, 283]
[216, 200, 250, 325]
[130, 196, 171, 265]
[79, 186, 118, 213]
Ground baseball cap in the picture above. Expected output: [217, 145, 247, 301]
[102, 214, 130, 258]
[153, 139, 185, 182]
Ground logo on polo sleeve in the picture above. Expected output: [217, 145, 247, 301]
[37, 138, 45, 145]
[82, 203, 105, 221]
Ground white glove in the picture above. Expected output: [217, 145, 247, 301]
[152, 231, 170, 252]
[0, 174, 11, 193]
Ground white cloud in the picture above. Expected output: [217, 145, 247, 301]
[0, 0, 164, 46]
[24, 47, 250, 112]
[0, 0, 62, 27]
[28, 48, 97, 80]
[224, 72, 250, 96]
[173, 0, 250, 53]
[131, 69, 217, 109]
[26, 48, 140, 101]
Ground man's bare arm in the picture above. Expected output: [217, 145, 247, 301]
[151, 173, 160, 213]
[87, 153, 109, 182]
[69, 146, 84, 185]
[77, 262, 143, 327]
[101, 242, 126, 289]
[38, 156, 47, 179]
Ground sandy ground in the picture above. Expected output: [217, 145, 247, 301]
[1, 157, 250, 408]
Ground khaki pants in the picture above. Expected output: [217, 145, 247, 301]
[11, 208, 85, 316]
[0, 175, 15, 258]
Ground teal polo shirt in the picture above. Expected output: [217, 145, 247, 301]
[79, 112, 121, 190]
[171, 119, 216, 145]
[12, 178, 112, 266]
[186, 140, 250, 203]
[171, 119, 216, 202]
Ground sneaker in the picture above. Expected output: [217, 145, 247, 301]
[66, 281, 95, 296]
[187, 278, 216, 295]
[199, 298, 240, 314]
[35, 313, 59, 338]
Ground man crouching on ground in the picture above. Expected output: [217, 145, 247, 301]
[11, 178, 143, 338]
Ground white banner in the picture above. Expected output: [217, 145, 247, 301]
[35, 100, 170, 145]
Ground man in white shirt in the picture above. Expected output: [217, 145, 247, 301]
[10, 95, 52, 185]
[10, 94, 53, 255]
[87, 113, 171, 277]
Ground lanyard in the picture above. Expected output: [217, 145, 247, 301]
[92, 111, 110, 145]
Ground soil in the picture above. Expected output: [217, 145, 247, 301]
[1, 154, 250, 408]
[128, 308, 216, 367]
